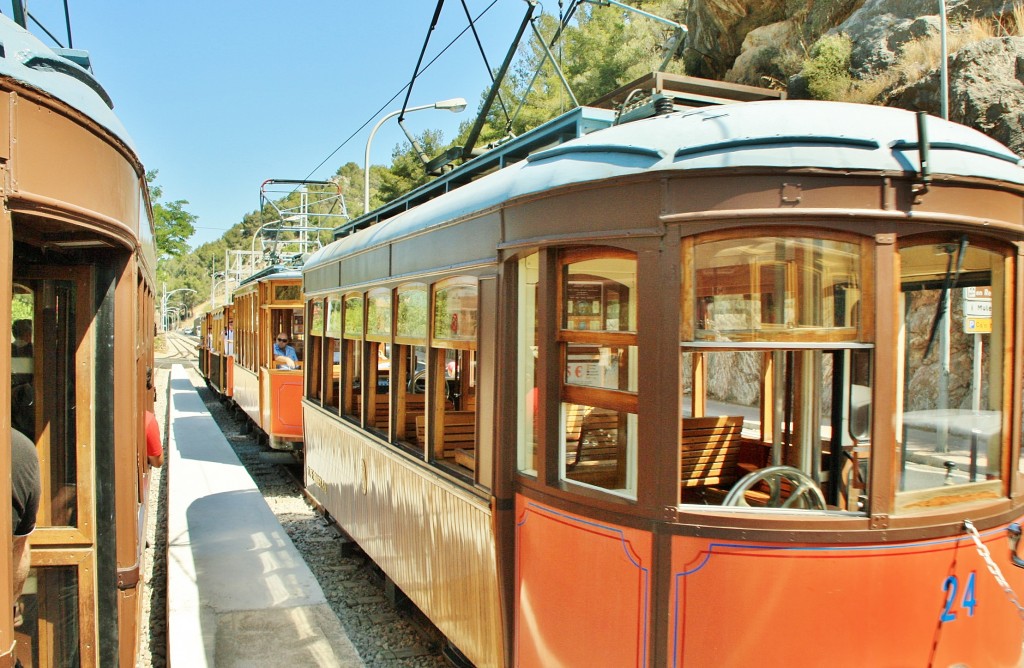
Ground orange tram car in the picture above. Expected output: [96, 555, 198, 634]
[0, 9, 157, 668]
[199, 266, 306, 450]
[299, 77, 1024, 667]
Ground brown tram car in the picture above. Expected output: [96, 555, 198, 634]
[301, 78, 1024, 666]
[0, 11, 157, 668]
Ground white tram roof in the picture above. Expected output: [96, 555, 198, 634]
[0, 13, 133, 150]
[305, 100, 1024, 271]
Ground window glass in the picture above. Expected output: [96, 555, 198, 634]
[366, 288, 392, 342]
[681, 235, 868, 512]
[433, 278, 477, 345]
[275, 284, 302, 301]
[694, 237, 861, 342]
[344, 293, 363, 339]
[426, 278, 478, 477]
[396, 283, 428, 342]
[559, 251, 638, 498]
[517, 254, 539, 475]
[17, 566, 81, 667]
[326, 295, 342, 338]
[897, 241, 1006, 511]
[310, 299, 325, 337]
[306, 299, 324, 402]
[394, 343, 427, 454]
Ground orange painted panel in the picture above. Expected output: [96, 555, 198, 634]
[269, 370, 303, 438]
[515, 497, 652, 667]
[670, 522, 1024, 667]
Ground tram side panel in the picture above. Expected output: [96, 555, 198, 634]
[303, 405, 503, 668]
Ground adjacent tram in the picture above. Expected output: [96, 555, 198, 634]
[301, 75, 1024, 666]
[230, 266, 305, 449]
[0, 10, 156, 668]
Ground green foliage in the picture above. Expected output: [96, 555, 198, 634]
[373, 129, 447, 208]
[11, 294, 32, 322]
[803, 34, 853, 100]
[147, 170, 197, 261]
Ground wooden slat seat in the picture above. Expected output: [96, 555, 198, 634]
[416, 410, 476, 461]
[680, 416, 744, 496]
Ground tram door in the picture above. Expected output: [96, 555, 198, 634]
[12, 266, 96, 667]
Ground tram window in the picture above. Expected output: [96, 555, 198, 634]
[896, 241, 1006, 511]
[341, 292, 363, 423]
[306, 298, 325, 402]
[517, 254, 539, 475]
[324, 295, 342, 411]
[558, 251, 638, 498]
[395, 283, 429, 453]
[683, 235, 868, 511]
[270, 308, 304, 367]
[427, 278, 478, 474]
[17, 566, 81, 667]
[365, 288, 392, 434]
[11, 284, 35, 440]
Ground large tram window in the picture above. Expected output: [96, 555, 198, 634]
[558, 251, 638, 498]
[365, 288, 392, 434]
[427, 278, 478, 474]
[517, 254, 539, 475]
[683, 235, 868, 511]
[896, 241, 1006, 510]
[341, 292, 363, 423]
[395, 283, 429, 454]
[306, 298, 325, 402]
[324, 295, 342, 411]
[16, 566, 82, 668]
[270, 308, 304, 367]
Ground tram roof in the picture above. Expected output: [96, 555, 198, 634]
[236, 264, 303, 289]
[305, 100, 1024, 272]
[0, 14, 133, 150]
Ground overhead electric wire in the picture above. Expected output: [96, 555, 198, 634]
[401, 0, 446, 122]
[301, 0, 503, 184]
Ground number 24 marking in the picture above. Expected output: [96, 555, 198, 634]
[941, 572, 978, 622]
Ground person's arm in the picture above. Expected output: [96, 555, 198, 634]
[13, 534, 30, 599]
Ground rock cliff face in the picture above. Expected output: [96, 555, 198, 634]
[681, 0, 1024, 153]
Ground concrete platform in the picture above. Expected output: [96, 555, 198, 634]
[166, 364, 363, 667]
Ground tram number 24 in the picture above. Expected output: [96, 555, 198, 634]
[941, 573, 978, 622]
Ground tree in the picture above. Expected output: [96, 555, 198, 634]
[147, 170, 197, 260]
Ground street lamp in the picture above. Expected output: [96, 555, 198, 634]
[161, 287, 196, 332]
[363, 97, 467, 215]
[250, 221, 282, 274]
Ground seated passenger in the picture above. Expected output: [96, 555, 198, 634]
[274, 334, 299, 369]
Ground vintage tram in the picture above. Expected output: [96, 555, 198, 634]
[0, 10, 157, 668]
[229, 266, 305, 450]
[300, 75, 1024, 667]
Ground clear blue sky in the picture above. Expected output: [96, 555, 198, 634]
[36, 1, 533, 246]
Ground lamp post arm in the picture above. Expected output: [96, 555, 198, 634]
[364, 104, 434, 215]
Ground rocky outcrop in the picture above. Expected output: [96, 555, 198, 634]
[682, 0, 789, 79]
[889, 36, 1024, 154]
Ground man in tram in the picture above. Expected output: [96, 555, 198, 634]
[273, 333, 299, 369]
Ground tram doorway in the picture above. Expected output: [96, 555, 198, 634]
[11, 261, 110, 668]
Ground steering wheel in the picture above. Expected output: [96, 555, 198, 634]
[722, 465, 827, 510]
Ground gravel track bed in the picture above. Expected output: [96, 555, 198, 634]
[138, 343, 450, 667]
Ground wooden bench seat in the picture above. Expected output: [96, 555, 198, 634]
[680, 415, 744, 502]
[415, 410, 476, 461]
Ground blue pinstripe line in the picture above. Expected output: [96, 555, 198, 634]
[670, 522, 1015, 666]
[517, 501, 650, 667]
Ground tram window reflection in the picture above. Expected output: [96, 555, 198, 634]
[11, 284, 35, 440]
[341, 293, 363, 423]
[516, 254, 539, 475]
[896, 241, 1006, 509]
[16, 566, 81, 668]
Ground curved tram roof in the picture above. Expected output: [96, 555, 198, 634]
[306, 100, 1024, 273]
[0, 13, 133, 150]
